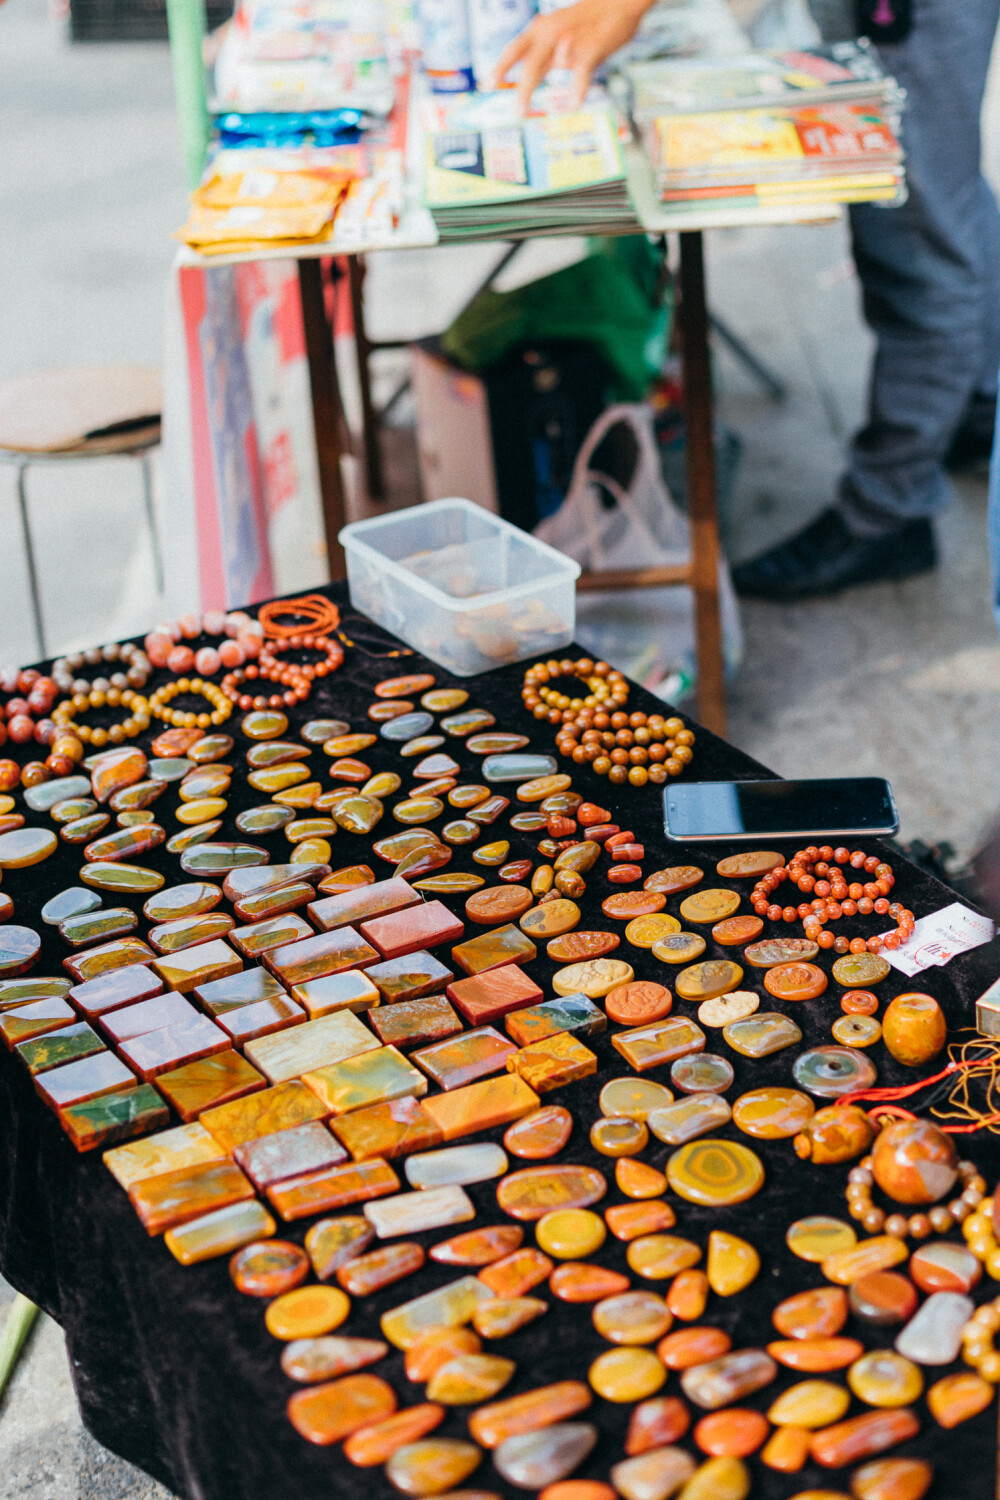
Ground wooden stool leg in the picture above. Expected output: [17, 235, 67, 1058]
[298, 257, 348, 580]
[14, 462, 46, 659]
[679, 230, 726, 737]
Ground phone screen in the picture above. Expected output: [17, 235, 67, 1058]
[663, 778, 899, 842]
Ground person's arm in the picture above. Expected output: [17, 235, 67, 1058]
[493, 0, 655, 110]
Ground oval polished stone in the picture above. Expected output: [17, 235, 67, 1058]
[179, 767, 231, 800]
[518, 775, 572, 803]
[25, 775, 92, 810]
[51, 798, 98, 823]
[693, 1409, 769, 1458]
[176, 797, 228, 825]
[666, 1140, 765, 1206]
[786, 1218, 857, 1264]
[465, 886, 532, 925]
[849, 1273, 919, 1328]
[394, 798, 444, 825]
[707, 1231, 760, 1297]
[184, 734, 233, 763]
[622, 916, 680, 950]
[442, 710, 495, 737]
[415, 874, 484, 894]
[280, 1335, 389, 1383]
[179, 843, 268, 875]
[627, 1235, 701, 1280]
[831, 1015, 881, 1047]
[41, 888, 102, 926]
[870, 1119, 957, 1205]
[764, 963, 828, 1002]
[503, 1106, 573, 1160]
[386, 1438, 482, 1496]
[382, 713, 436, 741]
[675, 961, 743, 1001]
[666, 1271, 708, 1322]
[615, 1160, 667, 1200]
[520, 900, 580, 940]
[166, 822, 223, 854]
[711, 916, 764, 947]
[657, 1328, 731, 1372]
[679, 890, 740, 925]
[697, 992, 759, 1029]
[59, 906, 137, 948]
[589, 1349, 665, 1403]
[926, 1371, 994, 1429]
[681, 1350, 777, 1411]
[83, 824, 165, 862]
[768, 1380, 850, 1429]
[550, 1264, 630, 1303]
[670, 1054, 733, 1095]
[722, 1014, 803, 1062]
[374, 829, 443, 864]
[810, 1408, 920, 1468]
[343, 1403, 446, 1466]
[537, 1209, 606, 1259]
[552, 959, 633, 999]
[448, 785, 489, 811]
[241, 711, 288, 741]
[61, 814, 112, 844]
[497, 1166, 606, 1220]
[368, 700, 415, 722]
[651, 934, 707, 966]
[248, 764, 311, 794]
[0, 926, 42, 977]
[824, 1241, 910, 1288]
[611, 1447, 696, 1500]
[909, 1241, 980, 1295]
[493, 1424, 596, 1490]
[118, 812, 157, 827]
[716, 851, 784, 878]
[832, 952, 891, 987]
[80, 862, 165, 892]
[773, 1287, 849, 1339]
[483, 754, 558, 784]
[395, 845, 452, 879]
[606, 982, 673, 1027]
[744, 938, 820, 968]
[421, 689, 469, 712]
[511, 812, 548, 833]
[266, 1285, 350, 1340]
[547, 932, 620, 962]
[292, 839, 332, 865]
[231, 1239, 310, 1298]
[590, 1118, 649, 1158]
[554, 842, 600, 874]
[849, 1458, 934, 1500]
[236, 805, 296, 834]
[472, 841, 511, 867]
[848, 1351, 923, 1407]
[767, 1339, 863, 1373]
[0, 827, 58, 867]
[792, 1046, 877, 1098]
[732, 1088, 814, 1139]
[467, 733, 530, 755]
[246, 741, 311, 767]
[644, 866, 704, 894]
[325, 735, 378, 758]
[600, 1079, 673, 1121]
[603, 892, 667, 920]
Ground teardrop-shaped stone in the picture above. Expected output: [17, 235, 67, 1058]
[615, 1160, 667, 1199]
[504, 1107, 574, 1160]
[237, 805, 295, 834]
[773, 1287, 848, 1340]
[334, 797, 382, 834]
[189, 734, 235, 761]
[41, 888, 102, 926]
[413, 754, 461, 780]
[166, 822, 222, 852]
[273, 782, 321, 810]
[396, 844, 452, 878]
[926, 1371, 994, 1429]
[473, 841, 510, 867]
[90, 748, 147, 804]
[301, 719, 349, 744]
[493, 1424, 597, 1489]
[669, 1456, 749, 1500]
[474, 1297, 547, 1339]
[180, 767, 231, 800]
[625, 1397, 692, 1454]
[248, 764, 311, 793]
[768, 1379, 850, 1428]
[612, 1447, 696, 1500]
[385, 1438, 482, 1497]
[707, 1232, 759, 1297]
[443, 820, 480, 846]
[680, 1350, 777, 1410]
[400, 736, 445, 758]
[382, 713, 435, 741]
[110, 780, 167, 813]
[467, 796, 510, 826]
[327, 759, 372, 786]
[176, 797, 228, 825]
[280, 1333, 387, 1385]
[442, 710, 495, 737]
[394, 798, 444, 825]
[426, 1353, 516, 1405]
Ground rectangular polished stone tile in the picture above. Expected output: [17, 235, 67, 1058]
[128, 1157, 255, 1235]
[233, 1121, 347, 1188]
[264, 927, 379, 988]
[16, 1021, 105, 1075]
[60, 1083, 169, 1153]
[369, 994, 463, 1051]
[451, 926, 537, 978]
[445, 965, 543, 1027]
[36, 1051, 137, 1111]
[165, 1199, 276, 1265]
[359, 901, 464, 961]
[413, 1027, 517, 1090]
[152, 939, 242, 995]
[216, 995, 305, 1045]
[267, 1156, 399, 1221]
[68, 965, 164, 1019]
[308, 876, 421, 933]
[0, 979, 72, 1012]
[506, 1032, 598, 1093]
[504, 993, 607, 1048]
[364, 1184, 475, 1239]
[156, 1050, 266, 1121]
[200, 1078, 331, 1153]
[118, 1013, 230, 1080]
[422, 1074, 540, 1141]
[98, 992, 197, 1045]
[330, 1096, 444, 1162]
[380, 1275, 495, 1349]
[365, 951, 454, 1005]
[290, 970, 380, 1019]
[62, 938, 156, 985]
[611, 1017, 707, 1072]
[303, 1045, 427, 1116]
[193, 967, 288, 1017]
[230, 913, 314, 959]
[104, 1121, 228, 1190]
[0, 998, 77, 1050]
[244, 1009, 378, 1084]
[232, 879, 317, 924]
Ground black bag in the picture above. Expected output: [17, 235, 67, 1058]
[856, 0, 912, 43]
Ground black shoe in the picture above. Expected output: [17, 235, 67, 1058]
[945, 393, 996, 471]
[731, 507, 937, 600]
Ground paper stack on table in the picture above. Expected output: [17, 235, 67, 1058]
[626, 42, 906, 210]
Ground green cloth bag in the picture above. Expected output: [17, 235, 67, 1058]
[441, 237, 671, 402]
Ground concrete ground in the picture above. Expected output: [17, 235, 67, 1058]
[0, 0, 998, 1493]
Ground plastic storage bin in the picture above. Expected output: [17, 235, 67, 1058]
[340, 498, 580, 677]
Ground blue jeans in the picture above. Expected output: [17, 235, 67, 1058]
[991, 386, 1000, 632]
[836, 0, 1000, 536]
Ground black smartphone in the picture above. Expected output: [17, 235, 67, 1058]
[662, 777, 899, 843]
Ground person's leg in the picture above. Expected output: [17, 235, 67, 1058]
[990, 371, 1000, 637]
[734, 0, 1000, 596]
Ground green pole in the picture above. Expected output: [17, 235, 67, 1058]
[166, 0, 211, 191]
[0, 1295, 39, 1403]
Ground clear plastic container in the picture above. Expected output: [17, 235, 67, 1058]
[340, 497, 580, 676]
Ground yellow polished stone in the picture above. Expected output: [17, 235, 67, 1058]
[381, 1276, 496, 1349]
[611, 1017, 705, 1073]
[590, 1117, 649, 1157]
[847, 1351, 924, 1408]
[589, 1347, 666, 1402]
[678, 890, 740, 924]
[599, 1078, 673, 1121]
[426, 1353, 516, 1405]
[666, 1140, 765, 1206]
[0, 827, 57, 867]
[384, 1437, 482, 1497]
[651, 933, 706, 966]
[164, 1199, 276, 1265]
[647, 1095, 731, 1146]
[303, 1045, 426, 1116]
[927, 1371, 994, 1429]
[768, 1381, 851, 1429]
[707, 1231, 760, 1297]
[266, 1285, 351, 1340]
[822, 1236, 908, 1285]
[176, 797, 227, 825]
[832, 1015, 882, 1048]
[103, 1121, 225, 1190]
[551, 959, 634, 999]
[536, 1209, 606, 1260]
[292, 838, 333, 864]
[591, 1290, 672, 1346]
[507, 1032, 597, 1093]
[675, 1457, 750, 1500]
[248, 764, 310, 793]
[786, 1218, 857, 1264]
[675, 960, 744, 1001]
[615, 1159, 668, 1200]
[287, 818, 338, 843]
[473, 1297, 547, 1340]
[624, 914, 682, 947]
[732, 1087, 815, 1140]
[626, 1235, 702, 1280]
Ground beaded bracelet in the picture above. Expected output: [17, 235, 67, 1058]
[52, 642, 151, 696]
[147, 677, 232, 728]
[52, 687, 152, 746]
[962, 1298, 1000, 1381]
[846, 1151, 985, 1240]
[258, 633, 344, 682]
[145, 611, 263, 676]
[220, 661, 312, 712]
[751, 848, 914, 950]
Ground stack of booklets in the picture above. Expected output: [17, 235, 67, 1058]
[421, 88, 634, 239]
[627, 42, 905, 209]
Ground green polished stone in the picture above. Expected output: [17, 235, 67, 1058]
[25, 776, 91, 811]
[41, 888, 101, 927]
[109, 780, 167, 813]
[143, 883, 223, 922]
[149, 913, 236, 954]
[166, 822, 223, 853]
[443, 820, 480, 846]
[59, 907, 137, 948]
[441, 709, 495, 737]
[80, 863, 165, 893]
[16, 1021, 105, 1075]
[382, 712, 434, 741]
[0, 978, 72, 1010]
[237, 805, 296, 834]
[792, 1045, 878, 1098]
[180, 843, 269, 876]
[60, 1083, 169, 1153]
[61, 815, 112, 844]
[118, 811, 156, 828]
[414, 874, 486, 893]
[50, 798, 98, 824]
[148, 758, 194, 782]
[188, 735, 235, 762]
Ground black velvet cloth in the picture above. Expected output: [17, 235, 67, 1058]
[0, 583, 997, 1500]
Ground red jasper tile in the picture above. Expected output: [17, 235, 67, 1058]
[446, 965, 543, 1026]
[359, 901, 464, 960]
[308, 877, 421, 934]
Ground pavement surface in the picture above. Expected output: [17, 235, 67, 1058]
[0, 0, 998, 1493]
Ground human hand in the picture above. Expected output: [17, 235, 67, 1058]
[493, 0, 654, 111]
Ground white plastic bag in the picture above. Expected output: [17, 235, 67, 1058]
[534, 403, 743, 694]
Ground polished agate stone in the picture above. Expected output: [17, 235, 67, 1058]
[218, 996, 305, 1044]
[41, 888, 102, 927]
[452, 925, 537, 977]
[786, 1216, 857, 1263]
[422, 1074, 540, 1142]
[0, 925, 42, 978]
[505, 994, 605, 1047]
[0, 828, 57, 868]
[909, 1241, 981, 1294]
[548, 931, 620, 962]
[236, 805, 295, 834]
[496, 1164, 606, 1220]
[233, 1121, 346, 1189]
[128, 1157, 255, 1236]
[467, 795, 510, 826]
[331, 1096, 444, 1163]
[732, 1087, 814, 1139]
[165, 823, 222, 854]
[245, 1008, 378, 1085]
[612, 1017, 705, 1072]
[119, 1013, 230, 1080]
[882, 992, 947, 1067]
[17, 1021, 105, 1075]
[447, 966, 542, 1026]
[165, 1199, 276, 1266]
[144, 882, 224, 923]
[360, 901, 464, 961]
[366, 953, 454, 1006]
[809, 1407, 920, 1468]
[849, 1272, 919, 1327]
[89, 748, 147, 805]
[148, 913, 236, 955]
[666, 1139, 765, 1206]
[63, 936, 155, 985]
[832, 951, 891, 987]
[60, 1082, 169, 1153]
[25, 775, 91, 811]
[103, 1120, 225, 1190]
[308, 876, 419, 933]
[483, 754, 557, 783]
[466, 886, 533, 925]
[674, 961, 743, 1002]
[291, 970, 380, 1019]
[264, 928, 379, 989]
[225, 863, 329, 901]
[365, 1184, 475, 1241]
[35, 1049, 138, 1111]
[68, 963, 164, 1018]
[670, 1054, 733, 1095]
[179, 842, 268, 876]
[793, 1045, 877, 1097]
[504, 1105, 573, 1160]
[894, 1290, 972, 1366]
[99, 991, 197, 1043]
[414, 1027, 516, 1090]
[680, 1349, 777, 1411]
[647, 1094, 731, 1146]
[508, 1032, 598, 1093]
[367, 990, 461, 1050]
[744, 937, 820, 967]
[304, 1044, 427, 1116]
[51, 798, 98, 824]
[723, 1012, 802, 1058]
[61, 815, 111, 845]
[151, 939, 242, 995]
[268, 1158, 401, 1221]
